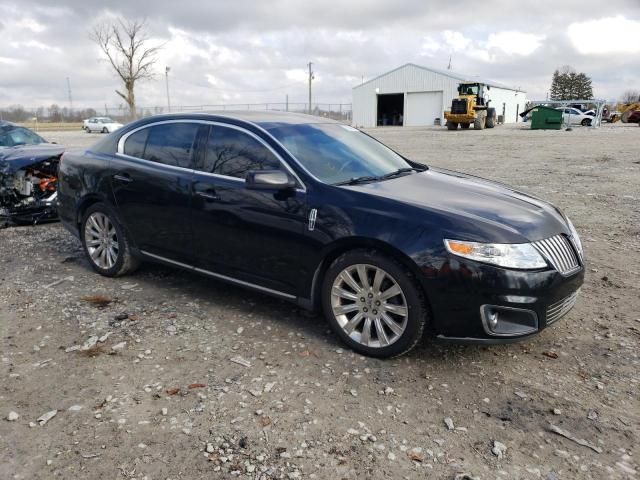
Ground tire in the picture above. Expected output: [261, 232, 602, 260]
[102, 127, 108, 133]
[621, 111, 630, 123]
[81, 202, 140, 277]
[446, 121, 458, 130]
[581, 118, 591, 126]
[321, 249, 428, 358]
[486, 108, 496, 128]
[474, 111, 486, 130]
[460, 123, 470, 129]
[86, 128, 91, 133]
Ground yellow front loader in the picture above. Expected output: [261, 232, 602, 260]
[444, 82, 497, 130]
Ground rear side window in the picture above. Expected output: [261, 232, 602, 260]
[143, 123, 200, 168]
[202, 126, 281, 178]
[123, 128, 149, 158]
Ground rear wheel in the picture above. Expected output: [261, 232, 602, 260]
[102, 127, 108, 133]
[81, 203, 140, 277]
[322, 250, 427, 358]
[581, 118, 592, 126]
[460, 123, 470, 129]
[474, 111, 486, 130]
[486, 108, 496, 128]
[446, 121, 458, 130]
[621, 111, 631, 123]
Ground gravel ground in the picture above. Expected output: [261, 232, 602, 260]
[1, 123, 639, 480]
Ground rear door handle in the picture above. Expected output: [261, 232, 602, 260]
[196, 191, 220, 201]
[113, 174, 133, 183]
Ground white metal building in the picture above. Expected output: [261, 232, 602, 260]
[352, 63, 527, 128]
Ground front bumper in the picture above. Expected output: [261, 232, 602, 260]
[420, 257, 585, 343]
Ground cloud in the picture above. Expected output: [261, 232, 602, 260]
[0, 0, 638, 107]
[568, 16, 640, 54]
[486, 31, 546, 56]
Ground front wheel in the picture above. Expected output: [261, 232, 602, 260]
[581, 118, 591, 126]
[322, 250, 428, 358]
[102, 127, 108, 133]
[446, 121, 458, 130]
[81, 203, 140, 277]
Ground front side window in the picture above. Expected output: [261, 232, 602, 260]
[202, 126, 281, 178]
[265, 123, 412, 185]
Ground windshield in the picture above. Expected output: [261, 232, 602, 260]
[265, 123, 414, 185]
[459, 84, 479, 95]
[0, 125, 46, 147]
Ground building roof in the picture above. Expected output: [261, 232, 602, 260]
[353, 62, 524, 93]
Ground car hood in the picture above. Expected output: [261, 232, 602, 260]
[0, 143, 65, 175]
[344, 168, 570, 242]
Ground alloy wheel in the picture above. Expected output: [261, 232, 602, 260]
[331, 264, 408, 348]
[84, 212, 119, 269]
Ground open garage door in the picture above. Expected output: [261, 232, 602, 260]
[405, 91, 443, 126]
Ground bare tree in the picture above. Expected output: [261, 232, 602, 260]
[621, 90, 640, 103]
[91, 20, 161, 118]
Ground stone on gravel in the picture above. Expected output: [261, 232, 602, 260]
[80, 336, 99, 351]
[492, 440, 507, 460]
[7, 411, 19, 421]
[36, 410, 57, 426]
[111, 342, 127, 351]
[444, 417, 455, 430]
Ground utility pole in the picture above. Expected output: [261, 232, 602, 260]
[286, 94, 289, 112]
[165, 66, 171, 112]
[447, 55, 452, 70]
[66, 77, 73, 116]
[307, 62, 314, 115]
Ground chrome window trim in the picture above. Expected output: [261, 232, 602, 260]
[140, 250, 296, 299]
[116, 119, 307, 192]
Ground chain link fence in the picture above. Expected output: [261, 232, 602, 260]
[0, 102, 352, 126]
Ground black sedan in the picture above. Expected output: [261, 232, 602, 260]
[58, 112, 584, 357]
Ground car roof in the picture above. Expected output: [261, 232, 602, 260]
[143, 110, 342, 127]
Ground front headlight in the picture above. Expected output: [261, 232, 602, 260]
[565, 216, 584, 260]
[444, 239, 548, 269]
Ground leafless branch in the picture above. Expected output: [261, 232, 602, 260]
[90, 19, 162, 118]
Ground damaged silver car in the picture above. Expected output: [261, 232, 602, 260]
[0, 121, 64, 226]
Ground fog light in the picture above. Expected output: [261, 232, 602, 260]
[481, 305, 538, 337]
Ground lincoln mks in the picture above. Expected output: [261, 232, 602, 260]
[58, 112, 584, 357]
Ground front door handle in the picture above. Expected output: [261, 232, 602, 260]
[196, 191, 220, 201]
[113, 174, 133, 183]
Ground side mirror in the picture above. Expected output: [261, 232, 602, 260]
[246, 170, 295, 190]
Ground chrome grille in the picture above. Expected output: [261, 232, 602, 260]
[532, 235, 581, 275]
[546, 289, 580, 325]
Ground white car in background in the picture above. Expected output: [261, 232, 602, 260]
[556, 107, 592, 126]
[85, 117, 123, 133]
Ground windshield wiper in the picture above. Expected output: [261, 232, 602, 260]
[334, 175, 380, 186]
[378, 166, 426, 180]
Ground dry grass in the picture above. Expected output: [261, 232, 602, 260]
[78, 345, 109, 358]
[18, 122, 82, 132]
[82, 295, 113, 308]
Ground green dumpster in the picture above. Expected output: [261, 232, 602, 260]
[530, 106, 563, 130]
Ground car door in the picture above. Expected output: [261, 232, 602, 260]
[111, 121, 203, 264]
[190, 123, 308, 297]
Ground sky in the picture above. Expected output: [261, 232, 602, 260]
[1, 0, 639, 111]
